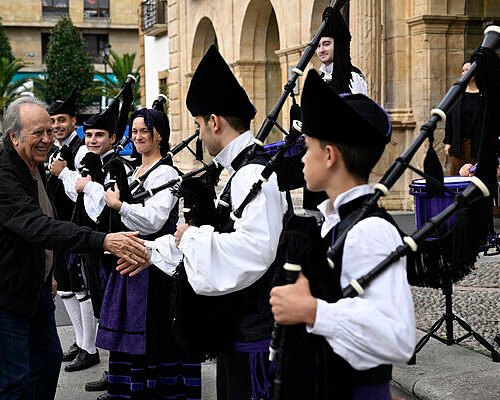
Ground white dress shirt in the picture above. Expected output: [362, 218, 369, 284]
[58, 150, 131, 221]
[119, 164, 179, 235]
[319, 63, 368, 95]
[308, 184, 416, 370]
[146, 131, 288, 296]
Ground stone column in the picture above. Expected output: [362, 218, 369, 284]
[349, 0, 383, 102]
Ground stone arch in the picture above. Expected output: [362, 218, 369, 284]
[191, 17, 219, 71]
[239, 0, 282, 142]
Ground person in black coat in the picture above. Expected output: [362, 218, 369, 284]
[444, 61, 484, 175]
[0, 96, 146, 400]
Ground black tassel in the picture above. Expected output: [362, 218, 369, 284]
[170, 171, 229, 360]
[273, 96, 305, 191]
[195, 137, 204, 161]
[411, 47, 500, 288]
[423, 136, 444, 196]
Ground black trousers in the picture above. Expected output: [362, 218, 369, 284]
[216, 347, 272, 400]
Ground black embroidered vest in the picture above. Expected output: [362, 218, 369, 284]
[278, 195, 397, 400]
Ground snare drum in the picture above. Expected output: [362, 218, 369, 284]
[409, 176, 472, 236]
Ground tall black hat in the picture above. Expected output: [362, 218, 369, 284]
[47, 87, 77, 117]
[301, 70, 391, 146]
[83, 99, 119, 137]
[186, 45, 256, 121]
[321, 5, 351, 42]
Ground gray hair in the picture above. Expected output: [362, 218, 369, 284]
[2, 96, 47, 151]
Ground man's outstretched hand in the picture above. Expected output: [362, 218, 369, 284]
[103, 232, 148, 265]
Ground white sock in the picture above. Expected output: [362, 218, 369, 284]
[59, 291, 83, 349]
[76, 292, 98, 354]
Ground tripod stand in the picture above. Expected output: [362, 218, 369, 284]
[409, 279, 500, 364]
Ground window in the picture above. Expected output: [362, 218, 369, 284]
[82, 34, 109, 63]
[42, 0, 69, 17]
[84, 0, 110, 19]
[141, 0, 167, 32]
[41, 33, 51, 63]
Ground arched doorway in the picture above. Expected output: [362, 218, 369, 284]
[191, 17, 218, 71]
[239, 0, 282, 144]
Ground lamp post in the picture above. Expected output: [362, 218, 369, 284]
[102, 43, 111, 108]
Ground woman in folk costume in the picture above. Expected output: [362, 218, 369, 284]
[97, 108, 202, 399]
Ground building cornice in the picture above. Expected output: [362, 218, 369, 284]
[3, 20, 138, 30]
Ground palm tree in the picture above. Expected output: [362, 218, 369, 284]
[92, 50, 140, 107]
[0, 57, 30, 119]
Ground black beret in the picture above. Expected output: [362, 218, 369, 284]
[301, 70, 391, 146]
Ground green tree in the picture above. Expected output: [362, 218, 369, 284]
[93, 50, 140, 107]
[0, 57, 29, 119]
[0, 17, 14, 62]
[45, 16, 94, 110]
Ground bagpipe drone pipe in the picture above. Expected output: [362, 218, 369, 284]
[71, 151, 104, 228]
[325, 25, 500, 288]
[267, 24, 500, 399]
[95, 75, 137, 233]
[168, 166, 237, 360]
[128, 129, 201, 196]
[239, 0, 349, 166]
[101, 74, 137, 171]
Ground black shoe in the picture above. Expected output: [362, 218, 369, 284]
[62, 342, 81, 362]
[495, 334, 500, 346]
[64, 349, 100, 372]
[96, 393, 108, 400]
[85, 371, 108, 392]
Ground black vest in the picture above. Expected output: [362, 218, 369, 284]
[277, 195, 395, 400]
[46, 135, 83, 222]
[170, 146, 281, 359]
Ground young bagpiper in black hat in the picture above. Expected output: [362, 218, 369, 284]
[120, 44, 288, 400]
[83, 99, 120, 140]
[270, 69, 415, 400]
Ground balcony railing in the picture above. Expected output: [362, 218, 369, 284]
[141, 0, 167, 35]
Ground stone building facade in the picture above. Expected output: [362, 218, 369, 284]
[146, 0, 500, 209]
[0, 0, 139, 78]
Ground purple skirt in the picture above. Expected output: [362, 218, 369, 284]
[96, 265, 149, 354]
[353, 382, 391, 400]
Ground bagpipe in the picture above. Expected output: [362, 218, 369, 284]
[73, 75, 137, 232]
[101, 74, 137, 172]
[322, 25, 500, 286]
[268, 24, 500, 400]
[128, 129, 201, 197]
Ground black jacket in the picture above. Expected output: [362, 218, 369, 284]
[444, 93, 484, 158]
[0, 148, 106, 316]
[47, 134, 83, 222]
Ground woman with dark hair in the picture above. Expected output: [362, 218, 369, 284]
[98, 108, 201, 400]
